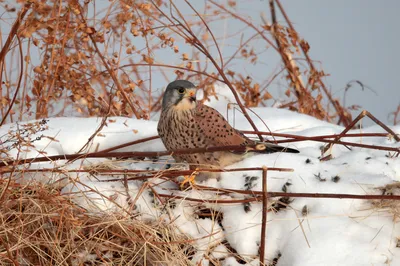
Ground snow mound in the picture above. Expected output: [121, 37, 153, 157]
[1, 104, 400, 265]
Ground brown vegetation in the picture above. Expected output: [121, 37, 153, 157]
[1, 1, 400, 265]
[1, 0, 360, 127]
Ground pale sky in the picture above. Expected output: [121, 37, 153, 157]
[190, 0, 400, 125]
[278, 0, 400, 124]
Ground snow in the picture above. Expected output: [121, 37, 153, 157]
[0, 117, 162, 159]
[1, 84, 400, 265]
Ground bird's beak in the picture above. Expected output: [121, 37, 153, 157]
[186, 88, 197, 102]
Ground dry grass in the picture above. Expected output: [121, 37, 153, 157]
[0, 178, 193, 265]
[371, 182, 400, 222]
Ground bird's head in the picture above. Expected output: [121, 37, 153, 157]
[161, 80, 197, 111]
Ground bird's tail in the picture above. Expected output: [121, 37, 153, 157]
[251, 142, 299, 154]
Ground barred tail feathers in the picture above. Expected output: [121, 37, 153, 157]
[253, 142, 299, 154]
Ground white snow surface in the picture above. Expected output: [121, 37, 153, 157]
[1, 84, 400, 265]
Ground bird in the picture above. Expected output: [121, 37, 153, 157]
[157, 80, 299, 182]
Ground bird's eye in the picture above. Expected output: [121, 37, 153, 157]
[178, 87, 186, 94]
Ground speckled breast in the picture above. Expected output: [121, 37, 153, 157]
[158, 108, 221, 167]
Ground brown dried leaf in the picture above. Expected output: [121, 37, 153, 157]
[227, 70, 235, 77]
[142, 55, 154, 64]
[86, 27, 95, 34]
[285, 89, 291, 97]
[228, 0, 236, 7]
[262, 24, 272, 31]
[263, 91, 273, 100]
[33, 66, 44, 74]
[300, 39, 310, 53]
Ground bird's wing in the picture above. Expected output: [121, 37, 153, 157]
[194, 103, 300, 154]
[194, 103, 250, 146]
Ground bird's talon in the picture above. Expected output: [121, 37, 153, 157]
[180, 168, 199, 189]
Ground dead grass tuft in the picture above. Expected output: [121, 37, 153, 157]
[370, 182, 400, 222]
[0, 178, 193, 265]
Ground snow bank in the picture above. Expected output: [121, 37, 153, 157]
[1, 85, 400, 265]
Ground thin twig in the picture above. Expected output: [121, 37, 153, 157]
[274, 0, 350, 126]
[0, 36, 24, 126]
[77, 4, 142, 119]
[169, 1, 264, 141]
[0, 144, 291, 167]
[259, 166, 268, 266]
[0, 4, 31, 126]
[321, 110, 400, 158]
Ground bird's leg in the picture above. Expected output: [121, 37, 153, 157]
[180, 167, 199, 189]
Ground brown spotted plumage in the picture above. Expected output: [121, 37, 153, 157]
[157, 80, 299, 175]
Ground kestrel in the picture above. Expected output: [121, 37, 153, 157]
[157, 80, 299, 179]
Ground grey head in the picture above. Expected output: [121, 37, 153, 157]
[161, 80, 197, 110]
